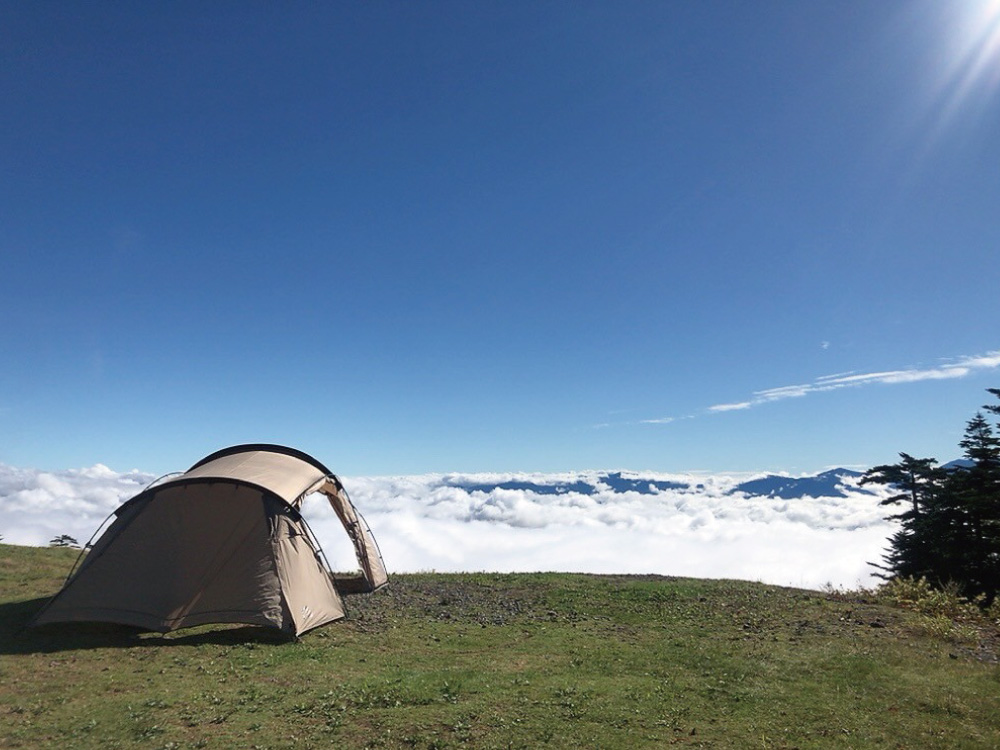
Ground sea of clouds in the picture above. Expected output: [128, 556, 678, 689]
[0, 463, 898, 590]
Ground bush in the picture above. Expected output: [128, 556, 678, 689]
[874, 577, 982, 620]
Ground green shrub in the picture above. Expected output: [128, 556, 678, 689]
[874, 577, 981, 620]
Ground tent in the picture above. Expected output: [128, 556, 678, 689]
[31, 444, 387, 636]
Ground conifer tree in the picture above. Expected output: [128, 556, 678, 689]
[862, 453, 946, 581]
[984, 388, 1000, 418]
[862, 388, 1000, 602]
[950, 411, 1000, 597]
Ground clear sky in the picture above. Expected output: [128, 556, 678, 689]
[2, 1, 999, 476]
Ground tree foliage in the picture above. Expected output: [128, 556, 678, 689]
[862, 389, 1000, 603]
[48, 534, 79, 548]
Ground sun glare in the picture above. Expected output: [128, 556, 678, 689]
[930, 0, 1000, 127]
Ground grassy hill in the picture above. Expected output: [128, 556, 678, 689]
[1, 544, 999, 749]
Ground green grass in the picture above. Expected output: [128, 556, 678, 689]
[2, 544, 999, 749]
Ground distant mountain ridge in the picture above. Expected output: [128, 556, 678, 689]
[728, 468, 872, 499]
[446, 468, 873, 500]
[447, 471, 688, 497]
[942, 459, 975, 471]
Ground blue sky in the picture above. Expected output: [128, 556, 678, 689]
[2, 1, 999, 476]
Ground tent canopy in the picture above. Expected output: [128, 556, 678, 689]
[31, 444, 387, 636]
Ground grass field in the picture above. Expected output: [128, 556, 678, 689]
[2, 543, 999, 749]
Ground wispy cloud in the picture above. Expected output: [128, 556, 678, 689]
[708, 349, 1000, 413]
[623, 349, 999, 428]
[708, 402, 752, 413]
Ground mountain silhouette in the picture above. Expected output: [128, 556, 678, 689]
[447, 470, 879, 499]
[729, 468, 870, 499]
[448, 471, 689, 496]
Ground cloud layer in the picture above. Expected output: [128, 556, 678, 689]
[0, 463, 897, 590]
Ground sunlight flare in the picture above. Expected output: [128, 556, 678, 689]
[925, 0, 1000, 131]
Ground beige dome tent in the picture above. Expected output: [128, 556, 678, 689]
[31, 444, 387, 636]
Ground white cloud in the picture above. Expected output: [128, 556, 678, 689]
[708, 401, 752, 412]
[0, 463, 156, 548]
[0, 463, 898, 590]
[815, 371, 856, 382]
[710, 349, 1000, 414]
[959, 351, 1000, 369]
[754, 383, 812, 401]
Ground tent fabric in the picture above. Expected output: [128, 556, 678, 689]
[273, 512, 345, 632]
[31, 444, 385, 636]
[180, 449, 328, 505]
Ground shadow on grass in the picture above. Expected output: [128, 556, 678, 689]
[0, 597, 295, 654]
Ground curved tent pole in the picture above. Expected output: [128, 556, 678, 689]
[297, 474, 388, 592]
[292, 478, 356, 579]
[296, 507, 338, 577]
[323, 477, 387, 591]
[288, 487, 371, 618]
[339, 482, 386, 584]
[144, 471, 184, 490]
